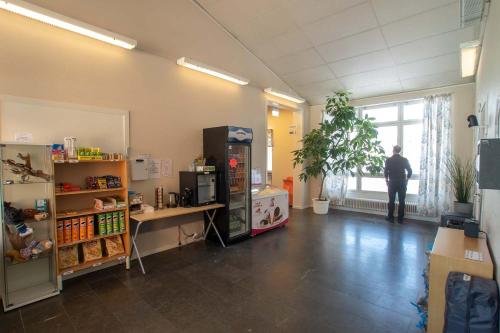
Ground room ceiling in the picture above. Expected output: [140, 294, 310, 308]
[22, 0, 294, 96]
[197, 0, 478, 104]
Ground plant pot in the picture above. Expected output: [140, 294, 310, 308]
[453, 201, 473, 215]
[312, 198, 330, 214]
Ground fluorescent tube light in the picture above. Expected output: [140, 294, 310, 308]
[460, 40, 480, 77]
[0, 0, 137, 49]
[264, 88, 305, 104]
[177, 57, 249, 85]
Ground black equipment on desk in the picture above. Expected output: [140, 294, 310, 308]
[179, 171, 216, 207]
[464, 218, 480, 238]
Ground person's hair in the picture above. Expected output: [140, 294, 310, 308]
[393, 145, 402, 154]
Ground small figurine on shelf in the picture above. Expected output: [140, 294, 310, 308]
[4, 202, 32, 238]
[2, 153, 51, 182]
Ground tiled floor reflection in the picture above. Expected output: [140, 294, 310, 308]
[0, 209, 437, 332]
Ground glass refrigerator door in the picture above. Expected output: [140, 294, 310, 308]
[227, 144, 250, 238]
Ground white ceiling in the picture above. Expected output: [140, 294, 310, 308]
[197, 0, 478, 104]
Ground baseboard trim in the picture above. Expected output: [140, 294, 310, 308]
[333, 206, 439, 223]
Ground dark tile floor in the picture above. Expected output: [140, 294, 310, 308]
[1, 209, 437, 333]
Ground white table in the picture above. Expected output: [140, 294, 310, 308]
[128, 203, 225, 274]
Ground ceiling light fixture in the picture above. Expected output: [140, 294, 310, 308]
[0, 0, 137, 49]
[271, 107, 280, 117]
[460, 40, 481, 77]
[264, 88, 305, 104]
[176, 57, 249, 85]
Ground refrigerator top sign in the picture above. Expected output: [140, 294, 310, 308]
[228, 126, 253, 143]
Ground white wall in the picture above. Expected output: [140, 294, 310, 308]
[0, 10, 271, 256]
[307, 83, 476, 205]
[475, 0, 500, 278]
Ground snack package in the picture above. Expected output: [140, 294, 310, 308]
[59, 245, 79, 269]
[82, 240, 102, 263]
[87, 215, 94, 239]
[98, 214, 106, 235]
[112, 212, 119, 233]
[79, 217, 87, 240]
[72, 218, 79, 241]
[106, 213, 113, 234]
[64, 219, 72, 243]
[118, 211, 125, 232]
[57, 220, 64, 244]
[104, 235, 124, 257]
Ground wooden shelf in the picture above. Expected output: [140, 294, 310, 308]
[56, 207, 126, 219]
[59, 253, 127, 276]
[54, 160, 125, 164]
[55, 187, 126, 196]
[58, 232, 126, 248]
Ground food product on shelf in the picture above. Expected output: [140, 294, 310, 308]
[59, 245, 79, 269]
[119, 211, 125, 232]
[51, 144, 65, 162]
[35, 199, 49, 212]
[82, 240, 102, 263]
[64, 219, 72, 243]
[97, 214, 106, 235]
[112, 212, 119, 233]
[104, 235, 124, 256]
[79, 217, 87, 240]
[87, 215, 94, 239]
[57, 220, 64, 244]
[71, 218, 79, 241]
[106, 213, 113, 235]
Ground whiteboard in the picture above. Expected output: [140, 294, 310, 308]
[0, 95, 129, 155]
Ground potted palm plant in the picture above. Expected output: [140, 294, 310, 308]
[292, 91, 386, 214]
[445, 156, 475, 215]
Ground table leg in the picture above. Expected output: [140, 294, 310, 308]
[204, 209, 226, 248]
[131, 221, 146, 275]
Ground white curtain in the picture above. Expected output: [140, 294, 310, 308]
[417, 94, 453, 217]
[325, 173, 348, 206]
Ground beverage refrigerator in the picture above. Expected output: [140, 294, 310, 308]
[203, 126, 252, 244]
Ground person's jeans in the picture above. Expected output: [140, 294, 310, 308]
[387, 179, 407, 221]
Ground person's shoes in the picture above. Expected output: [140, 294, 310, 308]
[385, 216, 394, 223]
[397, 219, 404, 224]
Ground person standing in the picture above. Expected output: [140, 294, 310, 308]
[384, 145, 412, 223]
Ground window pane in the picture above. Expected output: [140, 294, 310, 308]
[361, 177, 387, 192]
[267, 147, 272, 171]
[376, 126, 398, 157]
[347, 177, 357, 190]
[402, 123, 422, 171]
[362, 106, 398, 123]
[404, 102, 424, 120]
[407, 179, 419, 195]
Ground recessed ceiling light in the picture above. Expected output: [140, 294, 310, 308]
[177, 57, 249, 85]
[0, 0, 137, 49]
[264, 88, 305, 104]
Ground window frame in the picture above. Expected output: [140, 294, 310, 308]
[348, 99, 424, 199]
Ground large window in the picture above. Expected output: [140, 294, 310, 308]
[347, 99, 424, 197]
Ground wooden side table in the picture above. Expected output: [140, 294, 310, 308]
[427, 227, 493, 333]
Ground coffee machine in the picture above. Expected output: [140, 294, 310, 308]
[179, 171, 216, 206]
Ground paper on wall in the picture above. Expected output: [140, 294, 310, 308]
[15, 132, 33, 143]
[161, 159, 173, 177]
[149, 159, 161, 179]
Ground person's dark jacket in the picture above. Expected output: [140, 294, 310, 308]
[384, 154, 412, 182]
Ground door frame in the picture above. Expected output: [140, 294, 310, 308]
[264, 99, 309, 209]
